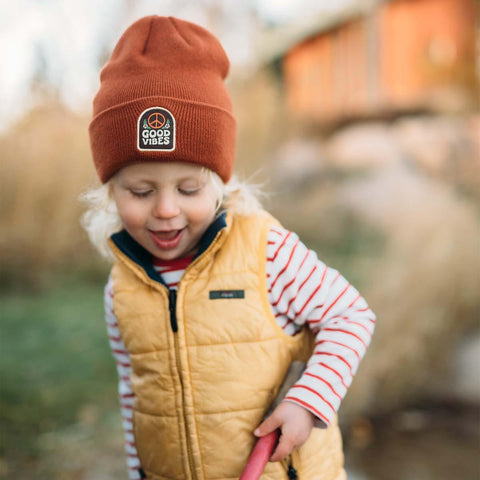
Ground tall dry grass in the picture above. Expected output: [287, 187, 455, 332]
[0, 103, 101, 288]
[340, 162, 479, 420]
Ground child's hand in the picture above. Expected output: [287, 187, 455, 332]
[254, 401, 315, 462]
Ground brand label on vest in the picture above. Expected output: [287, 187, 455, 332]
[137, 107, 176, 152]
[209, 290, 245, 300]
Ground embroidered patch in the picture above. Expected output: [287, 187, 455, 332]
[209, 290, 245, 300]
[137, 107, 175, 152]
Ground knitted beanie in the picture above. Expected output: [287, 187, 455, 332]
[89, 16, 236, 183]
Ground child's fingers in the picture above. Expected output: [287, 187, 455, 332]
[254, 413, 282, 437]
[269, 433, 295, 462]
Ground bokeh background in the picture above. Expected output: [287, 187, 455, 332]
[1, 0, 479, 479]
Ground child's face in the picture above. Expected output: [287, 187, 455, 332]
[111, 162, 218, 261]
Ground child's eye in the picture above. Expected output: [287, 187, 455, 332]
[130, 189, 153, 198]
[178, 187, 200, 196]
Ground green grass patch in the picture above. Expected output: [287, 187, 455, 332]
[0, 277, 118, 458]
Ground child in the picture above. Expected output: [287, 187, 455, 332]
[83, 15, 375, 480]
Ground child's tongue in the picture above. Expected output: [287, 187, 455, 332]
[154, 230, 180, 240]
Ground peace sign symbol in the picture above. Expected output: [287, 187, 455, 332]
[147, 112, 166, 129]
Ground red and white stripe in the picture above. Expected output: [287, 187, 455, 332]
[152, 255, 193, 289]
[266, 227, 375, 424]
[105, 227, 375, 478]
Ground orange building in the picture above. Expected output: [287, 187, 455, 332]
[266, 0, 478, 125]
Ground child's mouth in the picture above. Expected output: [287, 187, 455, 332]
[149, 229, 184, 249]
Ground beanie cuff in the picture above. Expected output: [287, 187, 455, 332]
[89, 96, 236, 183]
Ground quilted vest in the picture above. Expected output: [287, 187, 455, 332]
[108, 211, 346, 480]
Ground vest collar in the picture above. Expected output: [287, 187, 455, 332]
[109, 212, 227, 284]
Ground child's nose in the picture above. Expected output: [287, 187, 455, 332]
[152, 192, 180, 219]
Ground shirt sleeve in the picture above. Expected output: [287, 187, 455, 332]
[266, 226, 376, 426]
[104, 275, 141, 480]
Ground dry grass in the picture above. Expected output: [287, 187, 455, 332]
[340, 162, 479, 419]
[229, 68, 291, 181]
[0, 103, 104, 288]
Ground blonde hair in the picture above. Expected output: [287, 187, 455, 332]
[80, 171, 263, 260]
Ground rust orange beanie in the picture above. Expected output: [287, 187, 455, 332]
[89, 16, 236, 183]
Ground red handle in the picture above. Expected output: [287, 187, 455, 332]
[239, 429, 280, 480]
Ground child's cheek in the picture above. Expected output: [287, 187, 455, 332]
[186, 194, 216, 218]
[118, 202, 148, 229]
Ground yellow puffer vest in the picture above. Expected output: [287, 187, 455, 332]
[108, 211, 345, 480]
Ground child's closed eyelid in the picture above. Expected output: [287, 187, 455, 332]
[177, 180, 204, 194]
[129, 188, 154, 198]
[178, 186, 201, 195]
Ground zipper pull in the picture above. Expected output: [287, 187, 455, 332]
[287, 463, 298, 480]
[169, 289, 178, 332]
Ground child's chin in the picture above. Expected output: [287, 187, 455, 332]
[153, 249, 181, 261]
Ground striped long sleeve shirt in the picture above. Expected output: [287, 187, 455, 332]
[104, 226, 376, 479]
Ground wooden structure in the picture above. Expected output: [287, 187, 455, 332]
[263, 0, 478, 124]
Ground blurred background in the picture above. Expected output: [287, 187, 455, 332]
[1, 0, 479, 478]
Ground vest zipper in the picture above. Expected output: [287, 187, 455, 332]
[169, 287, 197, 479]
[167, 229, 226, 479]
[168, 289, 178, 332]
[287, 463, 298, 480]
[282, 454, 298, 480]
